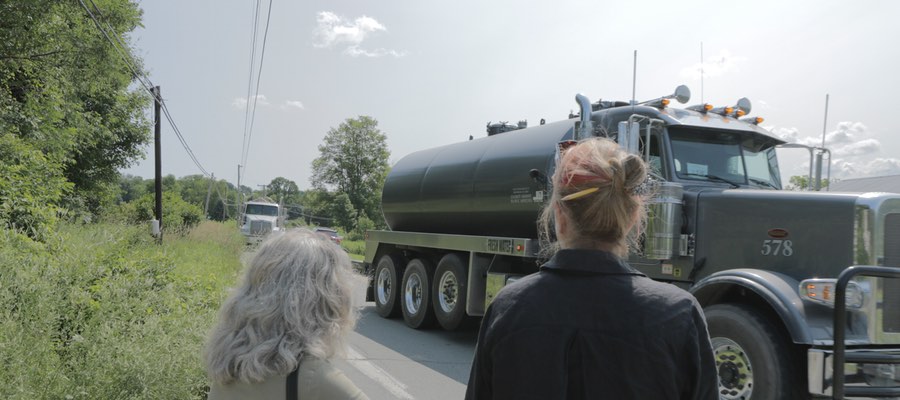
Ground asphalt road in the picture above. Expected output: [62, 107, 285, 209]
[334, 303, 479, 400]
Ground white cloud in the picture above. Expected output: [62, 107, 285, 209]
[312, 11, 405, 58]
[281, 100, 305, 110]
[313, 12, 384, 48]
[232, 95, 270, 109]
[830, 158, 900, 178]
[823, 121, 867, 146]
[773, 121, 898, 179]
[863, 158, 900, 176]
[835, 138, 880, 157]
[769, 126, 800, 143]
[680, 50, 747, 80]
[344, 46, 408, 58]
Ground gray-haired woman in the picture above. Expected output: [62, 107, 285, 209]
[466, 138, 718, 399]
[205, 229, 368, 399]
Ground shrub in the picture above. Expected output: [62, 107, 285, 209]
[0, 221, 244, 399]
[341, 239, 365, 256]
[0, 134, 72, 239]
[347, 214, 375, 241]
[116, 191, 204, 235]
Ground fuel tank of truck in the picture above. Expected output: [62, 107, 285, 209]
[690, 189, 862, 280]
[382, 119, 577, 238]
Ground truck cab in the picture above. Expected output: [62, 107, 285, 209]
[240, 199, 285, 244]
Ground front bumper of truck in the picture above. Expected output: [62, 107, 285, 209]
[808, 266, 900, 398]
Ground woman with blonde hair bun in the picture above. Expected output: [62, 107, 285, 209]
[466, 137, 718, 399]
[205, 229, 368, 399]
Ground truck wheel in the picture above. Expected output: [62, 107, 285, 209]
[433, 254, 470, 331]
[374, 254, 403, 318]
[401, 259, 436, 329]
[705, 304, 798, 400]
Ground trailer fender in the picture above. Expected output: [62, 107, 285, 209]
[691, 268, 812, 345]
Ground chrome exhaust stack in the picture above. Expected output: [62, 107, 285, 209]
[575, 93, 593, 140]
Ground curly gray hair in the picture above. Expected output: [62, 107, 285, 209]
[204, 228, 364, 384]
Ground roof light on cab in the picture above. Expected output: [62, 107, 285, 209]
[687, 103, 714, 113]
[740, 116, 764, 125]
[709, 105, 733, 116]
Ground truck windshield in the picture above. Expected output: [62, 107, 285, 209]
[670, 128, 782, 189]
[245, 204, 279, 216]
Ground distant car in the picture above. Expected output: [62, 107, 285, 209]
[313, 227, 342, 245]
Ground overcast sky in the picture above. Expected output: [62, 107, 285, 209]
[123, 0, 900, 189]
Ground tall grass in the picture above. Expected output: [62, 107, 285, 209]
[0, 221, 244, 399]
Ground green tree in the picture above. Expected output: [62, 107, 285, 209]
[209, 180, 238, 222]
[118, 174, 147, 203]
[1, 0, 150, 224]
[298, 189, 335, 226]
[268, 176, 300, 204]
[311, 116, 390, 229]
[328, 193, 357, 232]
[787, 175, 830, 191]
[176, 175, 210, 206]
[267, 177, 302, 219]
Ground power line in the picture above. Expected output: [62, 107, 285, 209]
[239, 0, 275, 184]
[79, 0, 211, 177]
[240, 0, 262, 172]
[159, 100, 211, 176]
[80, 0, 153, 93]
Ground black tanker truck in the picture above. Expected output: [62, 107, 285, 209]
[362, 85, 900, 399]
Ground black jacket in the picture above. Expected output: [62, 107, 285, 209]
[465, 249, 718, 400]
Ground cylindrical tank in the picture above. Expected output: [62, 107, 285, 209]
[643, 182, 684, 260]
[382, 119, 577, 238]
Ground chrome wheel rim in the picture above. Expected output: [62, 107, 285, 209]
[404, 273, 422, 315]
[712, 337, 753, 400]
[376, 267, 391, 305]
[438, 270, 458, 313]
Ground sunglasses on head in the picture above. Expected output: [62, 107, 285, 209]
[557, 140, 578, 154]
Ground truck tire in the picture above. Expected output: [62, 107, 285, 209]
[374, 254, 403, 318]
[401, 258, 436, 329]
[432, 254, 470, 331]
[704, 303, 798, 400]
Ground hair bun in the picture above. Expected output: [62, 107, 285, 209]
[621, 154, 647, 193]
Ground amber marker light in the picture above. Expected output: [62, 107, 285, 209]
[740, 116, 765, 125]
[735, 109, 746, 117]
[799, 279, 866, 309]
[687, 103, 714, 113]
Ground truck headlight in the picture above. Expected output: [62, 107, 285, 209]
[799, 279, 867, 309]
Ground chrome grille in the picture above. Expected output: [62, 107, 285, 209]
[250, 220, 273, 235]
[883, 213, 900, 332]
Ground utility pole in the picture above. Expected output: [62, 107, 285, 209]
[815, 94, 830, 191]
[236, 164, 242, 228]
[153, 85, 163, 243]
[204, 173, 215, 217]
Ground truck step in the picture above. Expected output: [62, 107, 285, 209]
[844, 351, 900, 364]
[843, 386, 900, 398]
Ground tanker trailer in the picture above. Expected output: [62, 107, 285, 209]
[364, 86, 900, 399]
